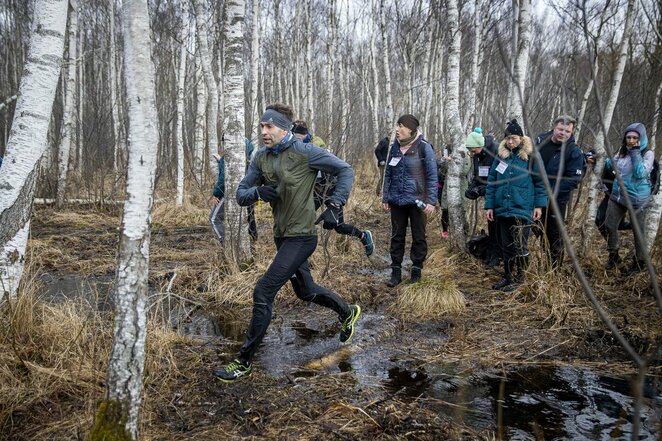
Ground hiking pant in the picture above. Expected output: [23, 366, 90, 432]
[496, 217, 531, 279]
[538, 202, 567, 267]
[247, 204, 258, 241]
[389, 204, 428, 269]
[314, 198, 363, 239]
[238, 236, 350, 363]
[605, 200, 648, 261]
[210, 198, 225, 244]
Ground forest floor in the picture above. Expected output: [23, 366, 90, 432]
[2, 185, 662, 440]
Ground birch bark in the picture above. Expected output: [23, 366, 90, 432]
[508, 0, 531, 123]
[0, 0, 67, 299]
[645, 80, 662, 250]
[175, 1, 189, 206]
[90, 0, 158, 438]
[379, 0, 394, 132]
[445, 0, 468, 249]
[249, 0, 261, 141]
[193, 0, 219, 178]
[56, 0, 78, 207]
[194, 50, 206, 184]
[223, 0, 251, 261]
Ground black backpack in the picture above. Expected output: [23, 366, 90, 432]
[643, 149, 661, 195]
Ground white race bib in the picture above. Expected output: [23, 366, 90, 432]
[389, 157, 401, 166]
[478, 166, 490, 177]
[496, 161, 508, 174]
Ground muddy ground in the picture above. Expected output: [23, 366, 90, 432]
[11, 202, 662, 440]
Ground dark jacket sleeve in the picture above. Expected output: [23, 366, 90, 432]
[212, 157, 225, 199]
[375, 138, 389, 162]
[382, 145, 395, 203]
[484, 159, 498, 210]
[300, 144, 354, 206]
[557, 144, 584, 199]
[423, 142, 438, 205]
[531, 154, 548, 208]
[236, 157, 263, 206]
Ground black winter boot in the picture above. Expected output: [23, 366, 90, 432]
[410, 266, 422, 283]
[492, 259, 512, 290]
[605, 251, 621, 270]
[387, 267, 402, 287]
[624, 259, 645, 276]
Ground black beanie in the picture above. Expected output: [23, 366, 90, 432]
[397, 114, 419, 133]
[292, 124, 308, 135]
[504, 119, 523, 137]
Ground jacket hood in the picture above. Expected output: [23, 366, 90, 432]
[498, 136, 534, 161]
[622, 123, 648, 150]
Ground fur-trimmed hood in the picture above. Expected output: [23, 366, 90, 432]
[498, 136, 533, 161]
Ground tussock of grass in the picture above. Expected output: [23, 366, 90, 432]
[151, 201, 209, 228]
[396, 278, 466, 320]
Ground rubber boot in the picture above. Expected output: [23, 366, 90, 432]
[492, 259, 512, 290]
[605, 251, 621, 270]
[410, 266, 422, 283]
[387, 267, 402, 287]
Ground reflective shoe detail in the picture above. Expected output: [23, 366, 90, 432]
[339, 304, 361, 343]
[361, 230, 374, 257]
[213, 358, 252, 383]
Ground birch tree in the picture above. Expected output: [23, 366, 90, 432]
[175, 0, 189, 206]
[194, 50, 206, 184]
[90, 0, 158, 438]
[463, 0, 482, 131]
[56, 0, 78, 207]
[305, 0, 314, 125]
[379, 0, 394, 132]
[445, 0, 468, 249]
[0, 0, 68, 299]
[581, 0, 636, 252]
[109, 0, 124, 176]
[194, 0, 220, 177]
[507, 0, 532, 123]
[223, 0, 251, 261]
[249, 0, 261, 141]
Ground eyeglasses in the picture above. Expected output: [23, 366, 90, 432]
[625, 136, 639, 140]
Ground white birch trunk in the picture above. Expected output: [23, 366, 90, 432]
[0, 0, 67, 299]
[574, 64, 597, 141]
[421, 19, 436, 130]
[194, 46, 206, 184]
[91, 0, 157, 439]
[645, 80, 662, 251]
[369, 7, 380, 135]
[506, 0, 519, 120]
[175, 1, 188, 206]
[193, 0, 219, 178]
[305, 0, 314, 125]
[463, 0, 482, 131]
[326, 0, 336, 144]
[582, 0, 636, 252]
[56, 0, 78, 207]
[379, 0, 394, 132]
[76, 3, 83, 168]
[445, 0, 467, 249]
[249, 0, 261, 141]
[508, 0, 531, 122]
[223, 0, 251, 261]
[109, 0, 123, 176]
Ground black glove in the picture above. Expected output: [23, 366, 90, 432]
[315, 204, 342, 229]
[256, 185, 278, 202]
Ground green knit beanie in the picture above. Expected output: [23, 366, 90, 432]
[465, 128, 485, 148]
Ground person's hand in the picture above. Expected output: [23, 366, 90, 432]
[379, 160, 386, 166]
[213, 153, 221, 162]
[210, 196, 221, 207]
[315, 204, 342, 229]
[382, 203, 390, 211]
[533, 207, 542, 221]
[486, 209, 494, 222]
[423, 204, 435, 215]
[256, 185, 278, 202]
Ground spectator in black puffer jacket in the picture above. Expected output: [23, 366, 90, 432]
[465, 128, 499, 266]
[534, 115, 585, 268]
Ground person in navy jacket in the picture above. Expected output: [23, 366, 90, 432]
[533, 115, 584, 268]
[382, 114, 438, 286]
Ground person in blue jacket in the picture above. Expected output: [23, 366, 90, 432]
[485, 119, 547, 292]
[382, 114, 438, 286]
[210, 138, 257, 244]
[533, 115, 585, 268]
[604, 123, 655, 275]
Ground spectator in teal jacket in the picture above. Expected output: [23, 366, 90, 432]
[485, 120, 546, 292]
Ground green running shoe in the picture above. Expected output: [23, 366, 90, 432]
[213, 358, 252, 383]
[339, 304, 361, 343]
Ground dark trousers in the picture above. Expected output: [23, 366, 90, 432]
[496, 217, 531, 279]
[389, 204, 428, 268]
[247, 204, 258, 241]
[605, 200, 648, 261]
[238, 236, 350, 363]
[314, 198, 362, 239]
[538, 202, 567, 267]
